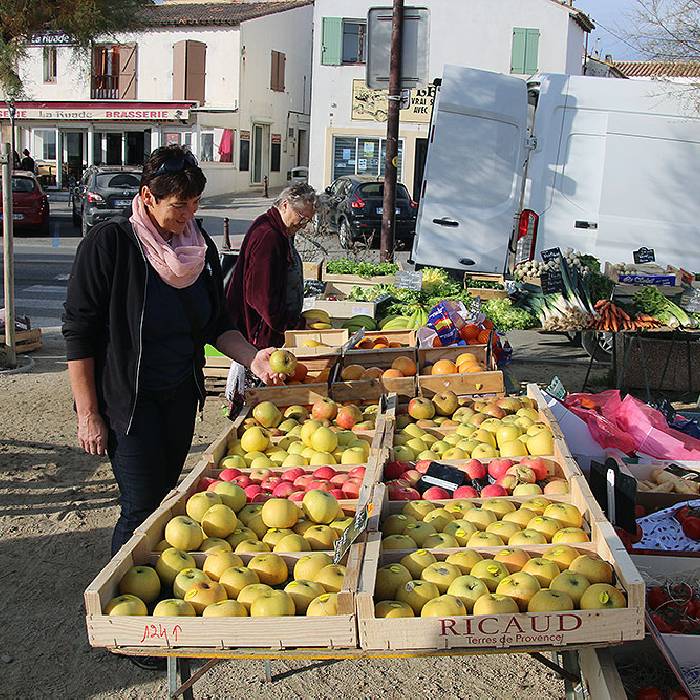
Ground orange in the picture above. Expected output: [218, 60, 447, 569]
[468, 338, 483, 345]
[458, 363, 481, 374]
[388, 342, 403, 348]
[456, 353, 478, 366]
[483, 320, 495, 330]
[371, 336, 389, 346]
[373, 343, 389, 349]
[432, 336, 443, 348]
[357, 338, 374, 349]
[392, 356, 417, 376]
[477, 330, 491, 344]
[461, 324, 480, 341]
[383, 368, 404, 378]
[432, 359, 458, 375]
[341, 365, 365, 381]
[362, 367, 384, 380]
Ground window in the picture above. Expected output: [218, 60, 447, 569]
[34, 130, 56, 160]
[270, 51, 286, 92]
[95, 173, 141, 189]
[511, 28, 540, 74]
[358, 182, 410, 200]
[43, 47, 57, 83]
[239, 132, 250, 172]
[10, 177, 37, 193]
[199, 132, 215, 162]
[332, 136, 403, 180]
[173, 40, 206, 103]
[271, 135, 281, 172]
[342, 20, 366, 64]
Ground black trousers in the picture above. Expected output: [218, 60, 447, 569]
[107, 376, 199, 555]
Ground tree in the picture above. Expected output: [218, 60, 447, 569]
[631, 0, 700, 61]
[0, 0, 154, 97]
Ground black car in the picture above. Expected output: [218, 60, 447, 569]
[72, 165, 142, 236]
[316, 176, 417, 248]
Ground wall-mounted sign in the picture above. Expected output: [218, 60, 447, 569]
[0, 107, 189, 121]
[271, 133, 282, 144]
[351, 79, 436, 123]
[27, 32, 77, 46]
[240, 131, 250, 140]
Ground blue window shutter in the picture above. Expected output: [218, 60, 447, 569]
[524, 29, 540, 74]
[511, 28, 527, 74]
[322, 17, 343, 66]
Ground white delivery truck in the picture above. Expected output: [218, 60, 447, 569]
[412, 65, 700, 275]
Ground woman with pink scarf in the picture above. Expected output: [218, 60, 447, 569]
[63, 145, 281, 562]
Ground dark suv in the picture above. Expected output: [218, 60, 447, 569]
[316, 176, 417, 248]
[72, 166, 142, 236]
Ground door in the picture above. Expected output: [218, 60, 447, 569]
[297, 129, 309, 166]
[125, 131, 145, 165]
[413, 138, 428, 201]
[251, 124, 270, 185]
[63, 132, 84, 185]
[105, 133, 122, 165]
[412, 65, 528, 273]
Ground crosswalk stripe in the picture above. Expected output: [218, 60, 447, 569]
[21, 285, 67, 294]
[3, 299, 65, 310]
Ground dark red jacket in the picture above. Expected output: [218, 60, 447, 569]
[227, 207, 297, 349]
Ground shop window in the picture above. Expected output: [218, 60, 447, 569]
[270, 51, 286, 92]
[239, 133, 250, 172]
[332, 136, 404, 181]
[34, 130, 57, 160]
[182, 132, 193, 150]
[43, 47, 57, 83]
[200, 132, 215, 162]
[332, 137, 357, 178]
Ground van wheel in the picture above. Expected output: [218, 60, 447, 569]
[581, 331, 613, 362]
[339, 219, 353, 249]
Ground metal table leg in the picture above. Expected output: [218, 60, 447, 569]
[180, 658, 194, 700]
[167, 656, 178, 699]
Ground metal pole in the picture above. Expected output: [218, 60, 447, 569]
[2, 142, 17, 368]
[380, 0, 404, 263]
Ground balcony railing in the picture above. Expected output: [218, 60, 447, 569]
[91, 74, 119, 100]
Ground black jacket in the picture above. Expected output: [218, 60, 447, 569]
[62, 217, 234, 434]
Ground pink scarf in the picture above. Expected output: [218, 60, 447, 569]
[129, 195, 207, 289]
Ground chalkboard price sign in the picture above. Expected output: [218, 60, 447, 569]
[396, 270, 423, 290]
[541, 247, 562, 263]
[633, 247, 655, 264]
[540, 269, 564, 294]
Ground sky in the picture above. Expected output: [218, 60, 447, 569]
[574, 0, 643, 60]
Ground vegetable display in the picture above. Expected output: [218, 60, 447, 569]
[633, 287, 692, 329]
[325, 259, 399, 278]
[481, 298, 537, 331]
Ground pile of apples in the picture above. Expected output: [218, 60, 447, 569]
[340, 355, 417, 381]
[384, 456, 568, 501]
[393, 392, 556, 462]
[104, 489, 351, 618]
[381, 498, 590, 549]
[373, 542, 627, 618]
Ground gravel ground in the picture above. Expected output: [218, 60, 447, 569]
[0, 329, 609, 699]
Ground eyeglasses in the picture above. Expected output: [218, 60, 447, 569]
[155, 151, 198, 175]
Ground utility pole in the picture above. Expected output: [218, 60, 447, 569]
[379, 0, 404, 263]
[2, 142, 17, 368]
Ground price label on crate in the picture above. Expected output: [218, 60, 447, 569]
[540, 269, 564, 294]
[633, 247, 656, 264]
[396, 270, 423, 290]
[343, 328, 365, 352]
[545, 376, 567, 400]
[333, 502, 373, 563]
[541, 247, 562, 263]
[681, 289, 700, 313]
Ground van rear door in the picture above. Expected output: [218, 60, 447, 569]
[412, 65, 528, 273]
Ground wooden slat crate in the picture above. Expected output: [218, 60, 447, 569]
[0, 327, 42, 353]
[321, 262, 400, 290]
[284, 329, 348, 351]
[349, 330, 417, 349]
[303, 261, 322, 281]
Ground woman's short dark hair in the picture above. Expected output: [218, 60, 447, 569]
[140, 144, 207, 201]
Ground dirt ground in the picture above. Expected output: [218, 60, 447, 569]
[0, 329, 609, 700]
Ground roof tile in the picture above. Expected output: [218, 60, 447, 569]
[612, 60, 700, 78]
[140, 1, 313, 27]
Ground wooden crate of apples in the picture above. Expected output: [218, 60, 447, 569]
[334, 351, 419, 402]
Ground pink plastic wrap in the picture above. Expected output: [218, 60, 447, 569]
[564, 391, 700, 460]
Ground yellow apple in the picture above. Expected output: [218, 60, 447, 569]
[201, 504, 238, 539]
[284, 405, 309, 421]
[446, 575, 489, 612]
[493, 548, 531, 573]
[550, 572, 591, 607]
[544, 503, 583, 529]
[471, 444, 499, 459]
[421, 594, 467, 618]
[472, 593, 519, 615]
[235, 540, 271, 554]
[284, 579, 326, 614]
[262, 528, 295, 548]
[211, 482, 247, 512]
[293, 553, 332, 581]
[480, 498, 516, 518]
[153, 539, 170, 553]
[396, 579, 440, 614]
[384, 514, 417, 536]
[241, 426, 270, 453]
[543, 545, 580, 569]
[165, 515, 205, 551]
[219, 566, 259, 599]
[512, 483, 543, 497]
[306, 593, 339, 616]
[245, 512, 271, 540]
[118, 565, 161, 604]
[202, 600, 248, 617]
[375, 563, 413, 601]
[183, 580, 227, 614]
[496, 425, 523, 446]
[526, 516, 562, 541]
[568, 555, 613, 584]
[237, 504, 264, 527]
[156, 547, 196, 586]
[186, 491, 223, 523]
[470, 560, 510, 592]
[544, 479, 570, 495]
[499, 440, 529, 458]
[580, 583, 626, 610]
[521, 557, 561, 587]
[374, 600, 414, 618]
[247, 553, 289, 586]
[310, 427, 338, 454]
[502, 508, 539, 528]
[313, 563, 346, 593]
[495, 571, 541, 611]
[526, 430, 554, 456]
[402, 501, 436, 520]
[443, 519, 478, 545]
[173, 567, 211, 599]
[422, 533, 460, 548]
[462, 507, 498, 532]
[203, 551, 244, 581]
[527, 589, 575, 613]
[342, 447, 367, 464]
[237, 583, 273, 611]
[508, 529, 548, 546]
[383, 534, 418, 550]
[420, 562, 462, 594]
[468, 531, 505, 547]
[219, 454, 246, 470]
[304, 524, 338, 550]
[302, 490, 340, 524]
[105, 594, 148, 616]
[261, 498, 300, 529]
[403, 522, 438, 547]
[153, 599, 197, 617]
[552, 528, 590, 544]
[250, 589, 296, 617]
[422, 508, 455, 532]
[400, 549, 437, 578]
[485, 521, 523, 541]
[521, 497, 551, 515]
[200, 537, 232, 553]
[274, 534, 312, 552]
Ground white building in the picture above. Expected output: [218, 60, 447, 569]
[308, 0, 593, 198]
[0, 0, 313, 195]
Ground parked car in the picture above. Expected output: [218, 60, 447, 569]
[316, 175, 417, 248]
[287, 166, 309, 185]
[72, 165, 142, 236]
[0, 170, 50, 236]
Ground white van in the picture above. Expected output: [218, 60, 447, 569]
[412, 65, 700, 274]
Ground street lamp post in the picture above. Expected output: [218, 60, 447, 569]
[7, 99, 16, 168]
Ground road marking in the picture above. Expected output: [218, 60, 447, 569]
[4, 299, 65, 310]
[22, 285, 67, 294]
[55, 274, 70, 281]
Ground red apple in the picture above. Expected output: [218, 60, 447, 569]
[519, 457, 549, 481]
[423, 486, 451, 500]
[415, 460, 432, 474]
[219, 469, 241, 482]
[244, 483, 263, 498]
[385, 461, 410, 480]
[272, 481, 296, 498]
[505, 466, 537, 484]
[263, 476, 283, 489]
[313, 466, 337, 480]
[204, 479, 223, 492]
[348, 466, 366, 479]
[330, 489, 345, 499]
[342, 481, 362, 499]
[403, 469, 422, 486]
[289, 491, 305, 502]
[488, 459, 515, 481]
[233, 475, 252, 488]
[282, 468, 306, 482]
[454, 485, 478, 499]
[462, 459, 487, 480]
[335, 405, 363, 430]
[388, 485, 421, 501]
[252, 492, 271, 503]
[330, 474, 350, 486]
[480, 483, 508, 497]
[307, 480, 332, 492]
[293, 475, 314, 488]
